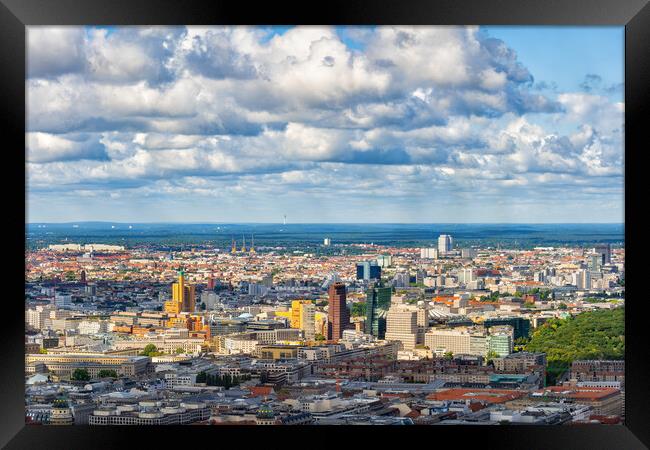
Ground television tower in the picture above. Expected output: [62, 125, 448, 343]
[283, 214, 287, 225]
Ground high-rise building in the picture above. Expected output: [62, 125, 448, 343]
[327, 282, 350, 340]
[438, 234, 453, 255]
[425, 328, 472, 355]
[483, 317, 530, 340]
[593, 243, 612, 265]
[574, 269, 591, 290]
[385, 305, 418, 350]
[588, 253, 603, 271]
[164, 271, 196, 314]
[200, 291, 219, 310]
[416, 269, 427, 285]
[290, 300, 316, 340]
[416, 305, 429, 345]
[376, 255, 392, 268]
[54, 294, 72, 308]
[420, 248, 439, 259]
[365, 284, 392, 339]
[356, 261, 381, 281]
[323, 238, 331, 246]
[458, 268, 475, 285]
[393, 271, 410, 288]
[84, 283, 96, 296]
[424, 327, 488, 357]
[533, 271, 546, 283]
[300, 302, 316, 341]
[487, 326, 514, 357]
[261, 274, 274, 287]
[461, 248, 476, 259]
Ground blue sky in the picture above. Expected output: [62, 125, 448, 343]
[26, 26, 624, 223]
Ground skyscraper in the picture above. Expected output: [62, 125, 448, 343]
[376, 255, 392, 268]
[327, 282, 349, 340]
[588, 253, 603, 271]
[593, 243, 612, 265]
[300, 302, 316, 341]
[356, 261, 381, 281]
[365, 283, 392, 339]
[385, 304, 418, 350]
[420, 248, 439, 259]
[438, 234, 453, 254]
[574, 269, 591, 290]
[164, 271, 196, 314]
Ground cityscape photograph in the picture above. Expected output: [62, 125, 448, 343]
[25, 25, 624, 426]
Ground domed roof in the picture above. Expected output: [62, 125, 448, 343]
[52, 398, 69, 408]
[256, 404, 275, 419]
[238, 312, 254, 318]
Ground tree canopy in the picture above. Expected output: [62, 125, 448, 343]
[195, 371, 249, 388]
[97, 369, 118, 378]
[350, 302, 366, 317]
[140, 344, 163, 357]
[524, 308, 624, 385]
[71, 368, 90, 381]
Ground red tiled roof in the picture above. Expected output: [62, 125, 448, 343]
[247, 386, 274, 397]
[535, 386, 620, 401]
[426, 388, 525, 404]
[405, 410, 421, 418]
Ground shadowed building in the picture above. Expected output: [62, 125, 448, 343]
[327, 282, 349, 340]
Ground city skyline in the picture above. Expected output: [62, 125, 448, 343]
[27, 26, 624, 223]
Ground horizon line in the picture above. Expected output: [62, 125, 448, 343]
[26, 221, 625, 225]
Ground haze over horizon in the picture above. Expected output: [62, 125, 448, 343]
[26, 26, 624, 223]
[27, 220, 624, 225]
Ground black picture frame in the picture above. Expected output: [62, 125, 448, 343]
[2, 0, 647, 448]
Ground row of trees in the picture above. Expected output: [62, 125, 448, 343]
[195, 372, 250, 388]
[71, 368, 118, 381]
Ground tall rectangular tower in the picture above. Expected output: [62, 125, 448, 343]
[165, 271, 195, 314]
[327, 282, 349, 340]
[365, 284, 392, 339]
[438, 234, 453, 254]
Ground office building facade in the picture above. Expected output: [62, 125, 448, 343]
[164, 271, 196, 314]
[365, 284, 392, 339]
[438, 234, 453, 254]
[384, 305, 418, 350]
[327, 282, 349, 340]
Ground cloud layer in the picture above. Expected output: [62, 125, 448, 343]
[26, 26, 624, 222]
